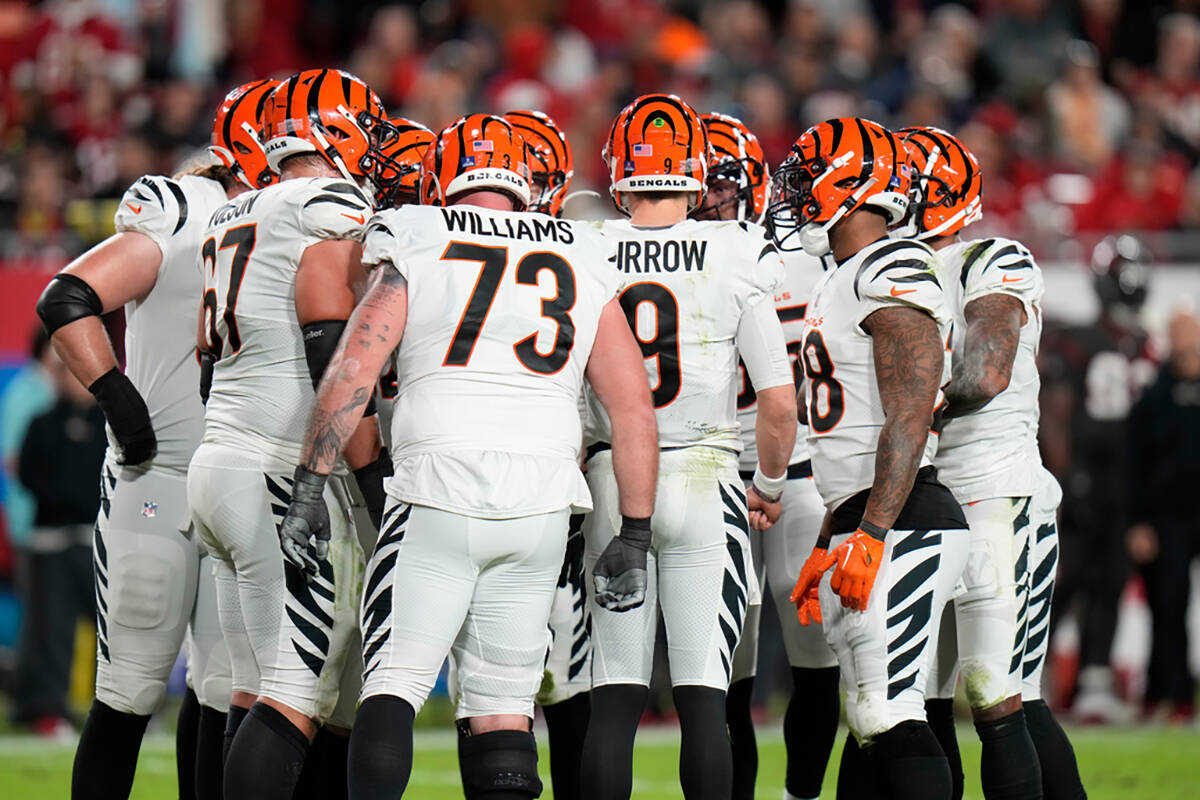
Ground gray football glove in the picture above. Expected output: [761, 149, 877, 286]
[592, 516, 652, 611]
[278, 466, 330, 579]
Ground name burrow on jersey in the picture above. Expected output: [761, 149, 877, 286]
[612, 240, 708, 273]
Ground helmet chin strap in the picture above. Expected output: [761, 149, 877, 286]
[916, 196, 982, 240]
[799, 175, 880, 256]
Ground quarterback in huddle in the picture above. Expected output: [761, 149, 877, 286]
[37, 57, 1088, 800]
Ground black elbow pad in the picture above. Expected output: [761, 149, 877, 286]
[37, 273, 104, 335]
[302, 320, 348, 389]
[302, 319, 378, 417]
[199, 350, 215, 405]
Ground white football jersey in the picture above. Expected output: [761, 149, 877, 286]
[736, 249, 823, 472]
[801, 238, 952, 510]
[361, 204, 620, 519]
[934, 237, 1044, 503]
[113, 173, 228, 473]
[201, 177, 373, 465]
[586, 219, 790, 453]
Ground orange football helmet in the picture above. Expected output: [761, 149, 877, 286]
[375, 117, 434, 207]
[767, 117, 910, 255]
[602, 93, 711, 214]
[898, 126, 982, 240]
[209, 79, 279, 190]
[262, 69, 389, 189]
[420, 113, 531, 208]
[696, 112, 768, 221]
[504, 110, 573, 217]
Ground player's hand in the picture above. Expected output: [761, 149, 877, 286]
[89, 368, 157, 466]
[747, 486, 782, 531]
[828, 528, 887, 612]
[352, 447, 392, 531]
[592, 516, 652, 612]
[790, 546, 835, 626]
[278, 466, 331, 578]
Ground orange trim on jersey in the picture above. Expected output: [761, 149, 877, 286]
[440, 240, 510, 368]
[619, 280, 682, 409]
[511, 249, 577, 376]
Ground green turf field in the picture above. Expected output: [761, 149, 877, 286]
[0, 722, 1196, 799]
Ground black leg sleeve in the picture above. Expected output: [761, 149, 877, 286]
[974, 709, 1043, 800]
[195, 704, 227, 800]
[71, 699, 151, 800]
[347, 695, 415, 800]
[673, 685, 732, 800]
[580, 684, 647, 800]
[925, 698, 963, 800]
[176, 688, 202, 800]
[1024, 700, 1086, 800]
[785, 666, 840, 799]
[725, 678, 757, 800]
[222, 703, 310, 800]
[543, 692, 590, 800]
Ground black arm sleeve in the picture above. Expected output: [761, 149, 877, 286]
[36, 273, 104, 335]
[199, 350, 214, 405]
[301, 319, 376, 416]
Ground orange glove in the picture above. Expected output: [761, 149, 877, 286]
[828, 528, 887, 612]
[790, 547, 836, 626]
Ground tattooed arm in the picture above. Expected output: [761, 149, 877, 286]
[860, 306, 944, 530]
[298, 261, 408, 476]
[943, 293, 1026, 419]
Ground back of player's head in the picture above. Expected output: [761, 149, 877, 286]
[420, 113, 531, 209]
[696, 112, 768, 222]
[504, 110, 573, 217]
[898, 126, 982, 240]
[375, 117, 434, 208]
[1091, 234, 1150, 312]
[767, 117, 910, 255]
[602, 93, 711, 215]
[210, 79, 279, 190]
[262, 69, 389, 188]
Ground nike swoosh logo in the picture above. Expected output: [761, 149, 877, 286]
[125, 202, 143, 214]
[1002, 274, 1023, 283]
[341, 212, 366, 224]
[890, 285, 917, 297]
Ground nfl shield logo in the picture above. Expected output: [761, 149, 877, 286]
[460, 156, 476, 167]
[632, 143, 653, 157]
[472, 140, 494, 152]
[142, 501, 157, 518]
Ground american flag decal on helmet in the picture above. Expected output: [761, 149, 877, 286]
[472, 139, 494, 152]
[632, 143, 653, 156]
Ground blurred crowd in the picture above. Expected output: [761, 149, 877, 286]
[4, 0, 1200, 268]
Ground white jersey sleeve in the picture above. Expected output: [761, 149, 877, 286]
[853, 240, 948, 331]
[296, 180, 373, 242]
[114, 175, 193, 256]
[364, 205, 617, 518]
[961, 237, 1043, 319]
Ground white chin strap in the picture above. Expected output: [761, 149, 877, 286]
[798, 175, 879, 256]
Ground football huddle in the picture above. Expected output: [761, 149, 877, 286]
[34, 67, 1087, 800]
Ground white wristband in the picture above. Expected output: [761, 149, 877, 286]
[752, 465, 787, 501]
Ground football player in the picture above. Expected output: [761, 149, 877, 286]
[899, 125, 1057, 800]
[35, 79, 277, 800]
[274, 112, 658, 800]
[1040, 235, 1154, 723]
[504, 108, 590, 800]
[580, 94, 798, 800]
[187, 69, 391, 800]
[696, 112, 839, 800]
[784, 118, 969, 800]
